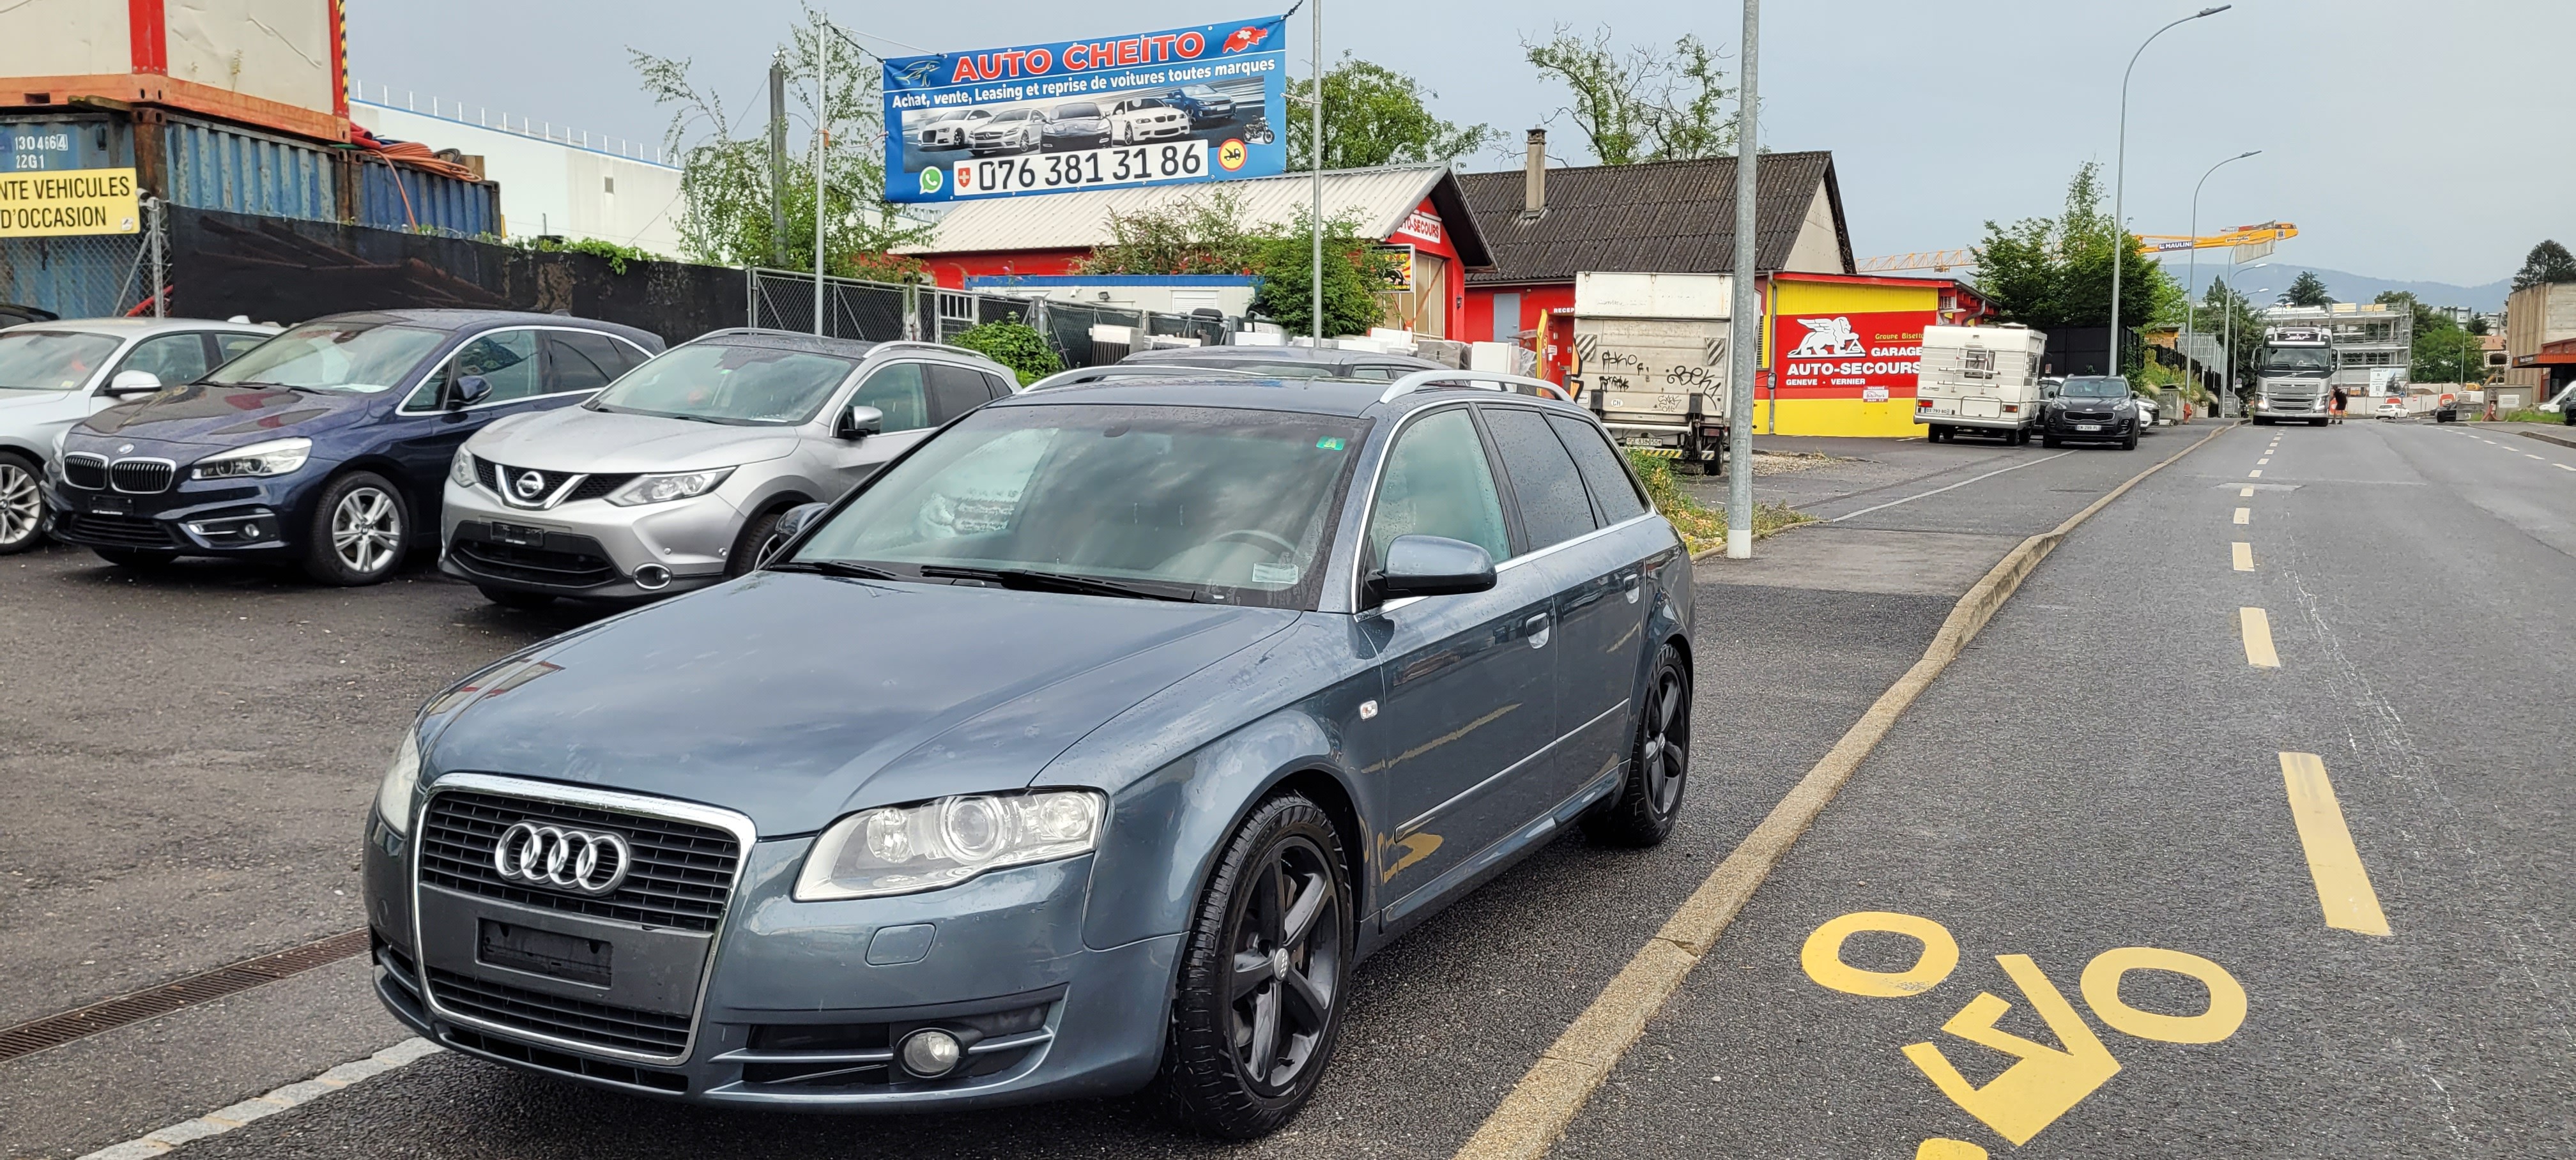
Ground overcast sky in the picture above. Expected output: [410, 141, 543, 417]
[348, 0, 2572, 290]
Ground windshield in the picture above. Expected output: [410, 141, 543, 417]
[204, 321, 445, 393]
[792, 404, 1370, 608]
[992, 110, 1030, 123]
[588, 343, 856, 426]
[2260, 347, 2332, 374]
[1181, 86, 1217, 98]
[2059, 376, 2128, 399]
[1054, 103, 1100, 119]
[1126, 98, 1167, 110]
[0, 330, 122, 390]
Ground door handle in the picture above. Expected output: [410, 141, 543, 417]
[1621, 572, 1642, 604]
[1523, 613, 1551, 649]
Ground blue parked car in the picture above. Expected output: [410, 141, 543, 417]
[47, 310, 661, 584]
[363, 371, 1696, 1136]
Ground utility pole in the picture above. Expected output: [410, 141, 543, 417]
[770, 56, 789, 269]
[813, 9, 829, 335]
[1308, 0, 1322, 347]
[2108, 6, 2228, 377]
[1724, 0, 1759, 561]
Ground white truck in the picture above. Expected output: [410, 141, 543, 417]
[1569, 272, 1730, 472]
[2251, 326, 2334, 425]
[1914, 323, 2047, 444]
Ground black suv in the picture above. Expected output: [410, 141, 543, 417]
[2040, 375, 2143, 450]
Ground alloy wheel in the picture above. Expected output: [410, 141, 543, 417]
[332, 487, 402, 574]
[0, 461, 40, 547]
[1642, 665, 1689, 815]
[1226, 834, 1340, 1095]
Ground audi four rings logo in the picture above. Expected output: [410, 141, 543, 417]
[513, 471, 548, 500]
[492, 821, 631, 896]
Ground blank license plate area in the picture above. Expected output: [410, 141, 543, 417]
[489, 521, 546, 547]
[2075, 424, 2103, 432]
[478, 919, 611, 986]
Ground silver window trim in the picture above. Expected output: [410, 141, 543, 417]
[398, 326, 657, 416]
[407, 770, 758, 1069]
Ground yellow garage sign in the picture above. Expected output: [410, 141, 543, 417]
[0, 167, 141, 237]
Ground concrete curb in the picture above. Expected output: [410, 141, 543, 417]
[73, 1038, 441, 1160]
[1450, 422, 2238, 1160]
[2515, 428, 2576, 452]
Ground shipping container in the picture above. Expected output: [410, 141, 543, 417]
[0, 0, 348, 143]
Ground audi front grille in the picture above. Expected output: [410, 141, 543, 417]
[428, 966, 694, 1057]
[418, 790, 740, 931]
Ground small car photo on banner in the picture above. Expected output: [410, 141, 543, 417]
[882, 15, 1287, 203]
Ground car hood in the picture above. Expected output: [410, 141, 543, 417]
[425, 572, 1300, 836]
[470, 406, 800, 473]
[76, 384, 376, 447]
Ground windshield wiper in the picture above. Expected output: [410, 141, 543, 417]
[768, 559, 901, 580]
[917, 564, 1197, 602]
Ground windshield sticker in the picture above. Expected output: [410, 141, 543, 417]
[1249, 561, 1301, 585]
[1315, 436, 1345, 451]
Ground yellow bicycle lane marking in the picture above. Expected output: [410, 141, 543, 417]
[2239, 608, 2280, 668]
[2234, 507, 2250, 524]
[2279, 753, 2392, 936]
[1802, 912, 2248, 1150]
[2232, 542, 2255, 571]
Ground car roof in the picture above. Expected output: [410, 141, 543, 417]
[681, 328, 889, 359]
[0, 316, 277, 338]
[988, 374, 1591, 422]
[1120, 346, 1445, 370]
[301, 309, 663, 347]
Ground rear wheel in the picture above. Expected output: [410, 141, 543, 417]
[303, 471, 407, 586]
[1583, 643, 1692, 847]
[1158, 794, 1350, 1140]
[0, 451, 44, 554]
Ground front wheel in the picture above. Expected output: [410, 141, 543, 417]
[1584, 643, 1691, 846]
[0, 451, 45, 554]
[1157, 794, 1350, 1140]
[303, 471, 407, 586]
[2042, 433, 2062, 448]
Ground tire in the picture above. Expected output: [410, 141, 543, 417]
[302, 471, 408, 586]
[727, 505, 791, 577]
[1926, 425, 1942, 443]
[1156, 793, 1351, 1140]
[477, 586, 555, 609]
[2041, 433, 2062, 448]
[2310, 417, 2328, 427]
[1584, 643, 1692, 847]
[93, 547, 176, 569]
[0, 450, 45, 555]
[2122, 430, 2140, 450]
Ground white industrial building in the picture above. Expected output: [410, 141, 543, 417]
[348, 86, 684, 256]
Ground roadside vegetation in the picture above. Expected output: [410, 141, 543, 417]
[947, 317, 1063, 385]
[1627, 450, 1813, 554]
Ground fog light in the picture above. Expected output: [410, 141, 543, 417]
[898, 1028, 963, 1078]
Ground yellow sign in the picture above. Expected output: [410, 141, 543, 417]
[0, 167, 141, 237]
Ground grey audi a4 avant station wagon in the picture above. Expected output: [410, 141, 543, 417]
[364, 370, 1697, 1136]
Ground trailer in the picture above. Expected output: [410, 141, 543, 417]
[1914, 323, 2046, 443]
[1568, 272, 1730, 472]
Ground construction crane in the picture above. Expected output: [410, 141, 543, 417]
[1857, 222, 2298, 272]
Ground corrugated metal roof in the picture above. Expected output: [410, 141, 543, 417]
[1454, 151, 1851, 285]
[900, 165, 1490, 267]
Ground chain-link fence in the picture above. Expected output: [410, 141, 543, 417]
[746, 268, 1235, 369]
[0, 202, 160, 320]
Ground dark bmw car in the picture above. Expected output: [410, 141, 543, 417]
[1039, 101, 1110, 151]
[2038, 374, 2143, 450]
[364, 371, 1696, 1135]
[47, 310, 661, 583]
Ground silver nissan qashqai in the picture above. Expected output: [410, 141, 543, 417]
[440, 330, 1018, 606]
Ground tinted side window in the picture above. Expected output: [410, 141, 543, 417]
[116, 333, 211, 386]
[850, 362, 931, 432]
[450, 330, 543, 404]
[1365, 408, 1508, 571]
[213, 332, 267, 364]
[545, 332, 636, 393]
[1481, 406, 1598, 551]
[981, 372, 1013, 399]
[1547, 413, 1648, 523]
[928, 363, 998, 422]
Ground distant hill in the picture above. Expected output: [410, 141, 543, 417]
[2158, 261, 2511, 312]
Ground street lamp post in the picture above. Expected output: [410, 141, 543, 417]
[2222, 268, 2271, 411]
[2108, 5, 2229, 377]
[2187, 149, 2258, 415]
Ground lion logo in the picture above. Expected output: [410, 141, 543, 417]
[1788, 316, 1869, 358]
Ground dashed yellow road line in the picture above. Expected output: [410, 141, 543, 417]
[2232, 542, 2255, 571]
[2239, 607, 2279, 668]
[2234, 508, 2250, 524]
[2248, 469, 2262, 478]
[2239, 487, 2255, 497]
[2258, 457, 2271, 464]
[2278, 753, 2391, 936]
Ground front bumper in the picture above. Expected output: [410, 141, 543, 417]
[365, 781, 1175, 1110]
[1043, 132, 1109, 151]
[2043, 415, 2137, 439]
[1914, 411, 2028, 431]
[42, 463, 312, 557]
[439, 480, 735, 598]
[2253, 397, 2324, 417]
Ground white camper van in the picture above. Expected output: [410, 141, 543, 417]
[1914, 323, 2048, 443]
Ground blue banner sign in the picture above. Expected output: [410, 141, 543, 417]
[882, 15, 1287, 204]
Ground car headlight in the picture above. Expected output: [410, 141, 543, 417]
[793, 789, 1105, 901]
[450, 447, 478, 489]
[606, 467, 735, 507]
[376, 730, 422, 836]
[192, 437, 310, 480]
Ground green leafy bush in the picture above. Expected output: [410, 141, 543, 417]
[949, 317, 1064, 386]
[507, 236, 663, 275]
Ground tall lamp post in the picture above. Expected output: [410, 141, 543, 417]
[2186, 149, 2258, 414]
[2222, 266, 2271, 411]
[2108, 5, 2229, 376]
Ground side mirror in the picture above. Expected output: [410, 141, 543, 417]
[757, 502, 833, 569]
[451, 374, 493, 408]
[838, 404, 884, 440]
[1374, 535, 1497, 602]
[105, 369, 161, 395]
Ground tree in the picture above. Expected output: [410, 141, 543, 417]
[949, 317, 1062, 385]
[1248, 210, 1396, 337]
[1973, 162, 2174, 333]
[2199, 277, 2268, 396]
[1286, 56, 1499, 171]
[2377, 290, 2483, 385]
[2283, 270, 2333, 307]
[1079, 189, 1265, 276]
[1524, 26, 1735, 165]
[632, 6, 927, 279]
[2511, 240, 2576, 290]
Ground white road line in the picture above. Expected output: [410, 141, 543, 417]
[1823, 451, 2073, 524]
[75, 1039, 440, 1159]
[2557, 464, 2575, 472]
[2527, 454, 2545, 459]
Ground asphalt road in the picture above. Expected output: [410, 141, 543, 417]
[13, 417, 2564, 1157]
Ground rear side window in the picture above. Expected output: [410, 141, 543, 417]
[118, 333, 211, 386]
[1547, 414, 1649, 523]
[1480, 406, 1598, 551]
[546, 332, 641, 393]
[927, 363, 999, 422]
[981, 372, 1013, 399]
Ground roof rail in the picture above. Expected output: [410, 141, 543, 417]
[1378, 369, 1574, 406]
